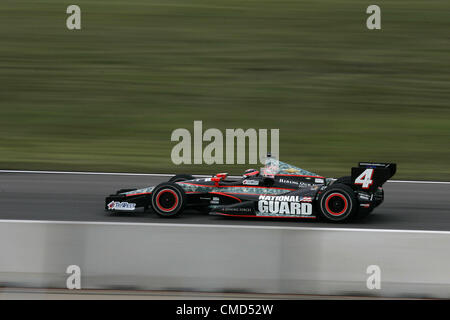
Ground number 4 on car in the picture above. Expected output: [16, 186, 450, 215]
[355, 168, 374, 189]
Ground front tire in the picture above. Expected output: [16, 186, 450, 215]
[151, 182, 186, 217]
[318, 183, 357, 222]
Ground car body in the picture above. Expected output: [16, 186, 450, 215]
[105, 157, 396, 222]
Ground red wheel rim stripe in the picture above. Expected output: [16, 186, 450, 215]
[325, 193, 348, 216]
[156, 189, 179, 212]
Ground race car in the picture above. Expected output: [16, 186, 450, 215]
[105, 156, 396, 222]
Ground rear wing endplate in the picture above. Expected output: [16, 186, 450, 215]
[351, 162, 396, 192]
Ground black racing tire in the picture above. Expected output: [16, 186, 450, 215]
[169, 174, 195, 183]
[151, 182, 187, 217]
[318, 183, 358, 222]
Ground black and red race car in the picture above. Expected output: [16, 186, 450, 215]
[105, 156, 396, 222]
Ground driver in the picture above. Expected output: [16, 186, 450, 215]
[243, 168, 260, 178]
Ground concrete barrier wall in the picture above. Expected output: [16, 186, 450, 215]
[1, 220, 449, 298]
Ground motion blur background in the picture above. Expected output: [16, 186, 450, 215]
[0, 0, 449, 179]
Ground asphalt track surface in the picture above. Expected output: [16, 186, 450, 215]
[0, 172, 449, 231]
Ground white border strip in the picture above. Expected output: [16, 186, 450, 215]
[1, 219, 450, 235]
[0, 169, 449, 184]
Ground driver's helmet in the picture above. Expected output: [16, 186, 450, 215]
[243, 168, 260, 178]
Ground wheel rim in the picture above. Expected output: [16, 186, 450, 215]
[156, 189, 179, 212]
[325, 193, 348, 216]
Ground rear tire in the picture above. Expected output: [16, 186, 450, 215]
[151, 182, 186, 217]
[318, 183, 357, 222]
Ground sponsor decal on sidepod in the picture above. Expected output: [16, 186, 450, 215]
[257, 195, 312, 216]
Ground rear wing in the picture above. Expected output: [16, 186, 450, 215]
[351, 162, 397, 192]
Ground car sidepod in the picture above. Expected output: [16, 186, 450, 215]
[209, 188, 319, 219]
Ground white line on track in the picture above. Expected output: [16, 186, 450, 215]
[1, 219, 450, 235]
[0, 170, 176, 177]
[385, 180, 450, 184]
[0, 169, 449, 184]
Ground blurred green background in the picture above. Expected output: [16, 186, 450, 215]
[0, 0, 448, 180]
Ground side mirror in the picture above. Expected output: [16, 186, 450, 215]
[215, 173, 228, 179]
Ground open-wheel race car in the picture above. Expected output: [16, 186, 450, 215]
[105, 156, 396, 222]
